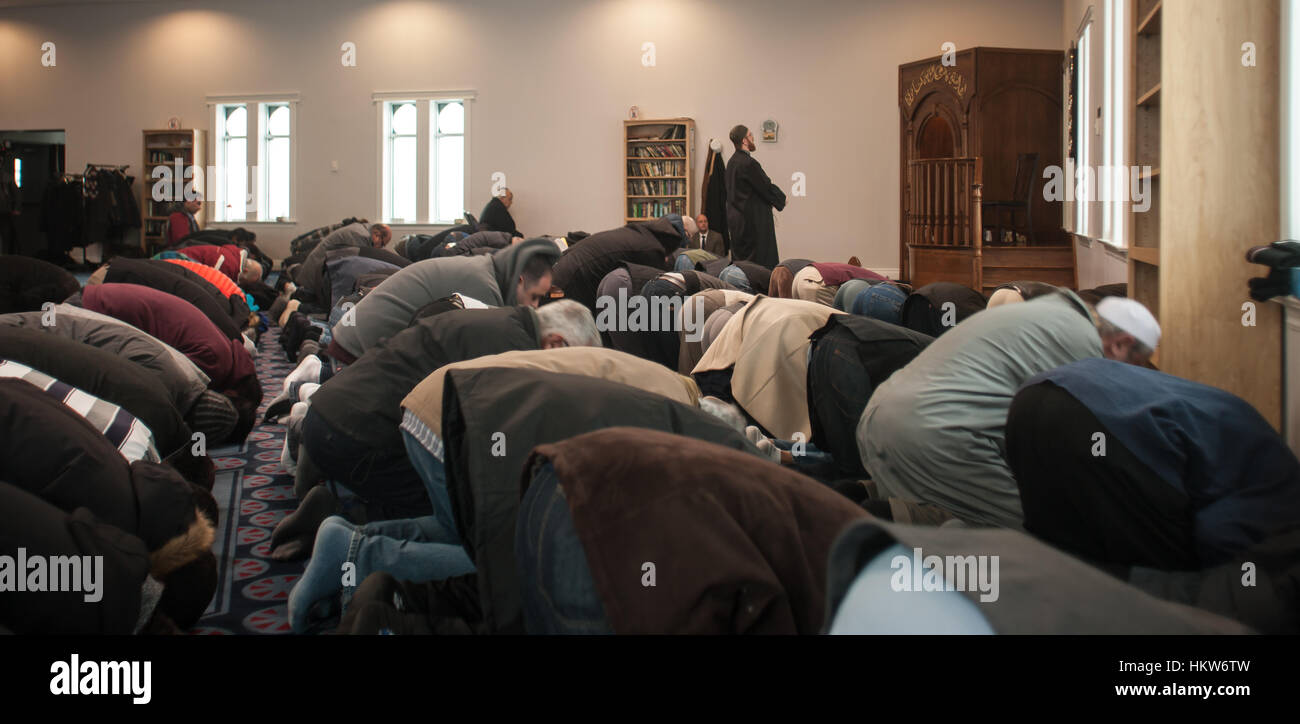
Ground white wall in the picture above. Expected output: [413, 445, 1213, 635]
[0, 0, 1062, 262]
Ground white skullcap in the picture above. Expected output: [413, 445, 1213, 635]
[1096, 297, 1160, 350]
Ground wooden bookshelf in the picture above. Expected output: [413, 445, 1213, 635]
[141, 128, 206, 253]
[624, 118, 694, 222]
[1128, 0, 1161, 319]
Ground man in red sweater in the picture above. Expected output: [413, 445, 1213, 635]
[166, 197, 203, 247]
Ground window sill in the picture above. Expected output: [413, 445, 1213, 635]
[1072, 233, 1129, 259]
[208, 219, 299, 226]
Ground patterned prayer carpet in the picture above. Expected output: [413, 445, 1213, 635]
[193, 327, 308, 634]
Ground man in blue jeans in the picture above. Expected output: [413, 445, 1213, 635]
[513, 461, 613, 634]
[287, 430, 472, 633]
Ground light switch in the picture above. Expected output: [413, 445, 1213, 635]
[330, 160, 339, 172]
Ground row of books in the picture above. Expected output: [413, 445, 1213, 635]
[627, 179, 685, 195]
[630, 144, 685, 158]
[628, 199, 686, 217]
[148, 151, 187, 164]
[627, 124, 687, 141]
[627, 160, 685, 177]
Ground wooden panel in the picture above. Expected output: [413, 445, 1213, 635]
[1161, 0, 1282, 428]
[908, 246, 978, 289]
[982, 245, 1074, 268]
[980, 267, 1076, 289]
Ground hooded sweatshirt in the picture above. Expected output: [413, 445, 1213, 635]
[331, 238, 560, 358]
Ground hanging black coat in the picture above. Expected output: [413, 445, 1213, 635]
[701, 146, 730, 254]
[724, 149, 786, 268]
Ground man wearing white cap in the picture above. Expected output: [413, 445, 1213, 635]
[1094, 296, 1160, 365]
[856, 289, 1158, 529]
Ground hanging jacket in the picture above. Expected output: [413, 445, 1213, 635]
[701, 145, 730, 254]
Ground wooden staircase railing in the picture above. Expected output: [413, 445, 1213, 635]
[907, 156, 983, 248]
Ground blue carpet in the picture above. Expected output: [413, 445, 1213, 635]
[193, 327, 307, 634]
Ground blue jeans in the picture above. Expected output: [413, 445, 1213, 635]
[287, 513, 475, 633]
[718, 264, 754, 293]
[400, 427, 459, 542]
[851, 283, 908, 325]
[515, 462, 612, 634]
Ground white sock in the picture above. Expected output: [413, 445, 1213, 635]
[69, 247, 85, 264]
[283, 355, 322, 397]
[84, 242, 103, 265]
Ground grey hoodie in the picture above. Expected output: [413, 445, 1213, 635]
[332, 237, 560, 358]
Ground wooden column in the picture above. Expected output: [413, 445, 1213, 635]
[1161, 0, 1283, 428]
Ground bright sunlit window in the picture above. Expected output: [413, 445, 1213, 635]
[376, 91, 472, 224]
[211, 95, 297, 222]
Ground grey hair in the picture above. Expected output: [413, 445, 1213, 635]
[1098, 319, 1153, 360]
[681, 214, 698, 238]
[699, 396, 747, 432]
[535, 299, 603, 348]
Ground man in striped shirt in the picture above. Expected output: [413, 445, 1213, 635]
[0, 359, 159, 463]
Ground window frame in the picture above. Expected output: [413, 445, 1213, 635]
[207, 92, 300, 224]
[373, 90, 475, 226]
[1074, 16, 1092, 238]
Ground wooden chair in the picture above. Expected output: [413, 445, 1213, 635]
[982, 152, 1038, 245]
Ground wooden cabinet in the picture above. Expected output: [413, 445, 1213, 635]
[898, 47, 1066, 283]
[625, 118, 694, 223]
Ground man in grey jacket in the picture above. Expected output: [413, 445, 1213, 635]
[856, 290, 1158, 530]
[329, 237, 561, 361]
[295, 222, 392, 307]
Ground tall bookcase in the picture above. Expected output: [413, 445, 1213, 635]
[624, 118, 695, 223]
[1128, 0, 1161, 320]
[141, 128, 207, 252]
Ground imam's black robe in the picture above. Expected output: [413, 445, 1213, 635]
[724, 149, 786, 268]
[478, 197, 518, 237]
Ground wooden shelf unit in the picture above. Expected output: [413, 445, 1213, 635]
[1128, 0, 1162, 319]
[141, 128, 206, 253]
[624, 118, 694, 222]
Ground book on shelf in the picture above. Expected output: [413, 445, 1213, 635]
[630, 143, 686, 158]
